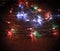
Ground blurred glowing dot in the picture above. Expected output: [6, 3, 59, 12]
[57, 14, 60, 17]
[45, 12, 51, 20]
[52, 27, 56, 30]
[53, 29, 59, 37]
[37, 18, 42, 25]
[30, 34, 33, 37]
[10, 10, 12, 13]
[7, 21, 11, 24]
[11, 28, 14, 31]
[34, 30, 41, 37]
[34, 6, 38, 10]
[30, 33, 34, 41]
[46, 12, 50, 17]
[50, 17, 52, 20]
[29, 28, 34, 32]
[37, 15, 42, 19]
[8, 31, 12, 36]
[19, 4, 21, 7]
[53, 32, 58, 36]
[34, 31, 37, 36]
[7, 31, 13, 39]
[53, 32, 57, 35]
[25, 19, 30, 21]
[45, 17, 49, 20]
[19, 4, 24, 8]
[25, 2, 28, 6]
[31, 5, 34, 7]
[29, 28, 33, 30]
[38, 8, 42, 12]
[32, 19, 36, 22]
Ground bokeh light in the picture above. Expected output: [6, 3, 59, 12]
[7, 31, 13, 39]
[34, 6, 38, 10]
[16, 12, 27, 20]
[38, 8, 42, 12]
[19, 4, 24, 9]
[53, 29, 59, 36]
[34, 30, 42, 38]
